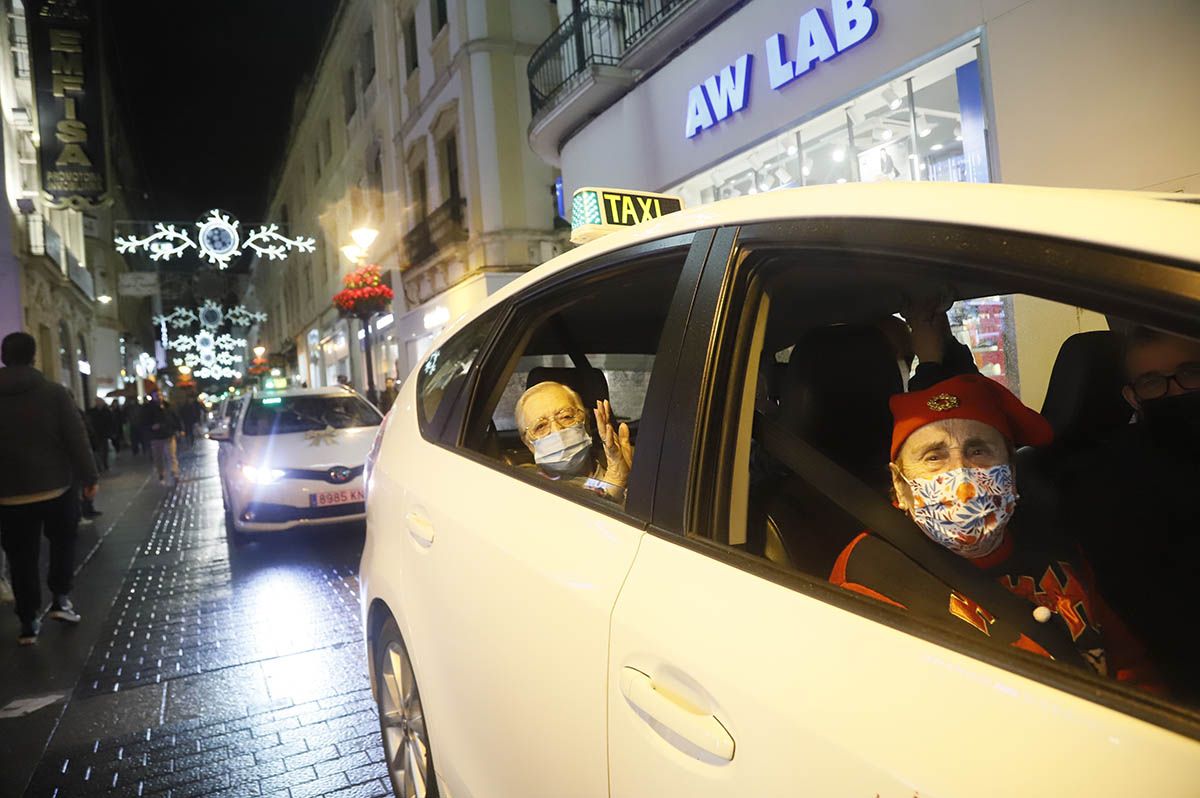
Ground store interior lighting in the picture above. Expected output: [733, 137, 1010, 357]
[787, 144, 798, 156]
[802, 157, 813, 177]
[883, 83, 903, 110]
[831, 147, 846, 163]
[954, 123, 963, 141]
[917, 114, 933, 137]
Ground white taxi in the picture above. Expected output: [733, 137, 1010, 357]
[359, 183, 1200, 798]
[216, 385, 381, 542]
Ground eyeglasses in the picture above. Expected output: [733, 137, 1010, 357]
[1130, 362, 1200, 401]
[525, 406, 586, 440]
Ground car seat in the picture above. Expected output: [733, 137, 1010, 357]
[1015, 330, 1131, 527]
[1039, 331, 1130, 447]
[527, 366, 611, 409]
[753, 324, 903, 576]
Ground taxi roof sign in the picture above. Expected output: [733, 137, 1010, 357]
[570, 187, 684, 244]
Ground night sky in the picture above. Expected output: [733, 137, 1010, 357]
[107, 0, 339, 225]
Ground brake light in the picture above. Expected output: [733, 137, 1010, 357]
[363, 407, 393, 501]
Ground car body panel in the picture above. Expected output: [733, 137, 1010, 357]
[609, 534, 1200, 797]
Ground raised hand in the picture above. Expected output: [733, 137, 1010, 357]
[594, 399, 633, 487]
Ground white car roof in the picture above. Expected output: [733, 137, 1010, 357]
[251, 386, 361, 399]
[443, 183, 1197, 345]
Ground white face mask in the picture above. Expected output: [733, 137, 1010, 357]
[532, 424, 593, 476]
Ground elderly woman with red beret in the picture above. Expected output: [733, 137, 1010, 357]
[831, 374, 1160, 691]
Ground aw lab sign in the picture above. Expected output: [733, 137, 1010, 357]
[684, 0, 879, 139]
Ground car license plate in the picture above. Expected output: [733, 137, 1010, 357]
[310, 489, 363, 508]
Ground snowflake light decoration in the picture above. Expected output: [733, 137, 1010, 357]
[115, 209, 316, 270]
[152, 307, 198, 329]
[155, 301, 264, 382]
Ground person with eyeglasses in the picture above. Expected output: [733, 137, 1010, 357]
[513, 381, 633, 501]
[1064, 326, 1200, 705]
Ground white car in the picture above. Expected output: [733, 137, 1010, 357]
[216, 386, 381, 542]
[359, 183, 1200, 798]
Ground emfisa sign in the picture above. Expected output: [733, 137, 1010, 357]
[685, 0, 879, 139]
[570, 187, 684, 244]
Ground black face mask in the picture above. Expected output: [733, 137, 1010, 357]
[1139, 390, 1200, 452]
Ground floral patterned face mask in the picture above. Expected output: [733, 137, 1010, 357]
[903, 465, 1017, 559]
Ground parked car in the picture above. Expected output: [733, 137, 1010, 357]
[215, 385, 381, 543]
[359, 182, 1200, 798]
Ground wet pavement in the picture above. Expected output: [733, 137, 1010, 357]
[0, 442, 389, 798]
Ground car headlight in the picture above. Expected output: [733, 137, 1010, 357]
[239, 463, 286, 484]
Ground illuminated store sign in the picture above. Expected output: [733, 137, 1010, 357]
[28, 0, 107, 207]
[685, 0, 879, 139]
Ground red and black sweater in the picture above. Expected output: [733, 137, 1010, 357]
[830, 527, 1160, 690]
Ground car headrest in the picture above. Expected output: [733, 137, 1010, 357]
[1040, 331, 1131, 446]
[526, 366, 611, 411]
[779, 324, 902, 487]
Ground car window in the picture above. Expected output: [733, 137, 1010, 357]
[462, 250, 688, 508]
[687, 240, 1200, 719]
[416, 308, 500, 437]
[242, 395, 381, 436]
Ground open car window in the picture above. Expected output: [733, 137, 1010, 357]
[684, 238, 1200, 723]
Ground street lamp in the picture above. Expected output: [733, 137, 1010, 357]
[342, 226, 381, 406]
[253, 345, 266, 358]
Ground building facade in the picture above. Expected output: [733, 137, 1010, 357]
[252, 0, 566, 392]
[0, 0, 150, 407]
[528, 0, 1200, 408]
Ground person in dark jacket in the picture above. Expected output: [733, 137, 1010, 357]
[0, 332, 98, 645]
[110, 400, 126, 452]
[141, 395, 183, 484]
[178, 399, 201, 449]
[86, 399, 113, 472]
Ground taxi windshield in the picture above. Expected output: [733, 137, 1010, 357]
[242, 395, 381, 436]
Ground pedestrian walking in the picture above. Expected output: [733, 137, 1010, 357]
[0, 332, 98, 645]
[379, 377, 398, 414]
[142, 395, 183, 484]
[86, 399, 113, 472]
[110, 399, 126, 453]
[179, 399, 201, 449]
[129, 399, 147, 456]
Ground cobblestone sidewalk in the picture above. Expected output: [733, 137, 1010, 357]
[24, 444, 391, 798]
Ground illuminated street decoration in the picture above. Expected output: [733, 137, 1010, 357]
[115, 209, 316, 270]
[152, 301, 263, 381]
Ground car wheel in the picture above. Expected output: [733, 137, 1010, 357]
[374, 617, 438, 798]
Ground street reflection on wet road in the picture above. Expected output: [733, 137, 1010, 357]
[24, 442, 390, 798]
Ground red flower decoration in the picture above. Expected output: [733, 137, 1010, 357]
[333, 264, 394, 318]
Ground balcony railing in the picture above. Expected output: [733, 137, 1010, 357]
[403, 196, 466, 267]
[622, 0, 691, 51]
[528, 0, 628, 116]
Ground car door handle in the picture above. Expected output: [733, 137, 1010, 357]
[405, 511, 435, 546]
[619, 667, 735, 761]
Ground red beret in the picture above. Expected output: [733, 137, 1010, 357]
[889, 374, 1053, 461]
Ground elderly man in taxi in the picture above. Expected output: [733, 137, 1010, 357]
[831, 373, 1160, 690]
[514, 381, 633, 501]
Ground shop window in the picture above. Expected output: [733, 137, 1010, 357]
[668, 39, 996, 380]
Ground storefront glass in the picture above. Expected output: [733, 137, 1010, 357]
[667, 39, 1019, 391]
